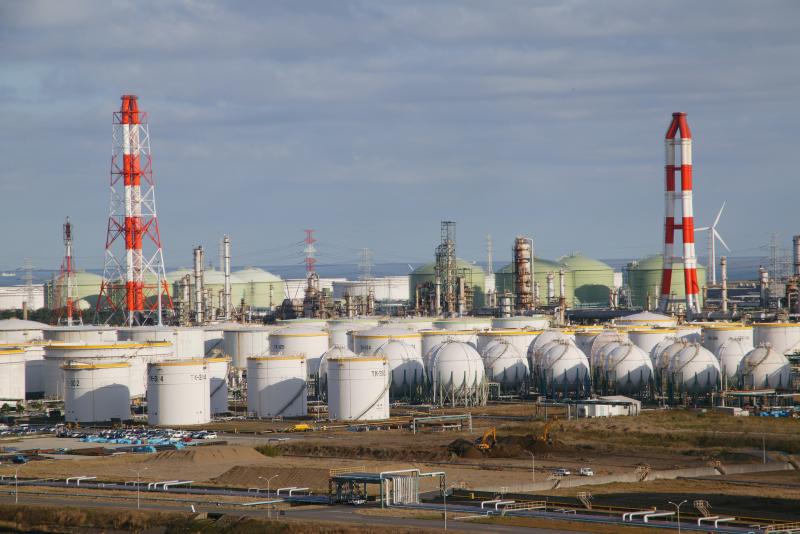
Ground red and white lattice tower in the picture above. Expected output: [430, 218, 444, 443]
[304, 229, 317, 275]
[97, 95, 173, 326]
[658, 112, 700, 316]
[55, 217, 81, 326]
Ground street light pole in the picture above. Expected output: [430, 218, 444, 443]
[668, 500, 687, 534]
[14, 468, 18, 505]
[258, 475, 278, 497]
[128, 467, 148, 510]
[526, 451, 535, 484]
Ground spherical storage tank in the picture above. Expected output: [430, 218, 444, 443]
[270, 325, 328, 376]
[327, 356, 390, 421]
[44, 270, 103, 309]
[118, 327, 204, 360]
[604, 342, 653, 393]
[669, 343, 720, 394]
[625, 255, 706, 310]
[430, 341, 486, 405]
[147, 360, 210, 426]
[352, 326, 422, 359]
[206, 357, 229, 414]
[559, 253, 615, 307]
[586, 330, 626, 370]
[63, 362, 131, 423]
[537, 339, 589, 391]
[482, 339, 528, 389]
[753, 323, 800, 356]
[702, 324, 753, 356]
[0, 348, 26, 402]
[223, 327, 272, 369]
[717, 337, 752, 384]
[373, 339, 425, 395]
[247, 355, 307, 418]
[739, 344, 791, 390]
[408, 259, 486, 310]
[627, 329, 677, 361]
[477, 329, 540, 361]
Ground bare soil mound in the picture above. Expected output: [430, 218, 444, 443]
[142, 445, 263, 465]
[448, 435, 568, 459]
[211, 465, 330, 491]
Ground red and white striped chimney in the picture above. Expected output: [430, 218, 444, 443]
[121, 95, 144, 317]
[658, 112, 700, 316]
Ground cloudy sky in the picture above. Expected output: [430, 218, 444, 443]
[1, 1, 798, 272]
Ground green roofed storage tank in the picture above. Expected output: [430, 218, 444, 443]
[409, 258, 485, 310]
[559, 253, 614, 307]
[626, 254, 706, 310]
[235, 267, 284, 309]
[45, 270, 104, 309]
[495, 258, 575, 307]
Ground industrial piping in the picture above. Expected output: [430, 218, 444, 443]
[659, 112, 700, 316]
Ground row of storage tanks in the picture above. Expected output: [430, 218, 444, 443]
[0, 312, 797, 424]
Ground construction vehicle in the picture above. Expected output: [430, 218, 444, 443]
[286, 423, 314, 433]
[475, 427, 497, 450]
[538, 417, 557, 445]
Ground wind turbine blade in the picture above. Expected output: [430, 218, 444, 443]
[695, 227, 709, 232]
[714, 229, 730, 251]
[713, 201, 726, 228]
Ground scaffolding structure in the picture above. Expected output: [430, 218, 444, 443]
[435, 221, 457, 316]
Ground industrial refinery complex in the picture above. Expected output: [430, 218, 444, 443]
[0, 98, 798, 533]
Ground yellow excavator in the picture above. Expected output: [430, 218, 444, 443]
[538, 417, 557, 445]
[475, 427, 497, 450]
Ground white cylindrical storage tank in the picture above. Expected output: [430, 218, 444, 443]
[270, 325, 329, 377]
[753, 323, 800, 356]
[422, 330, 478, 370]
[147, 360, 210, 426]
[491, 316, 550, 330]
[206, 357, 230, 415]
[739, 344, 792, 390]
[430, 341, 487, 406]
[223, 327, 272, 369]
[352, 326, 423, 360]
[327, 322, 375, 350]
[43, 326, 118, 344]
[676, 325, 702, 342]
[0, 319, 49, 344]
[380, 318, 434, 332]
[118, 327, 205, 360]
[538, 339, 589, 391]
[604, 342, 653, 394]
[23, 344, 46, 397]
[63, 362, 131, 423]
[202, 326, 225, 356]
[327, 356, 390, 421]
[670, 344, 721, 394]
[0, 348, 27, 403]
[701, 324, 753, 356]
[247, 355, 307, 418]
[482, 339, 528, 389]
[432, 317, 492, 331]
[374, 340, 425, 395]
[717, 337, 753, 384]
[319, 345, 356, 394]
[277, 318, 328, 328]
[627, 329, 678, 362]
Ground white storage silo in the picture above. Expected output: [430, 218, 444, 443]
[44, 326, 118, 344]
[753, 323, 800, 356]
[327, 356, 390, 421]
[147, 360, 211, 426]
[374, 339, 425, 395]
[319, 345, 357, 394]
[326, 322, 376, 350]
[0, 318, 49, 344]
[433, 317, 492, 330]
[482, 339, 528, 388]
[676, 325, 702, 342]
[430, 341, 487, 406]
[352, 326, 423, 360]
[669, 344, 721, 394]
[270, 325, 329, 376]
[491, 316, 550, 330]
[380, 318, 434, 331]
[23, 344, 46, 397]
[627, 329, 678, 364]
[206, 356, 230, 414]
[421, 330, 478, 369]
[0, 348, 26, 402]
[118, 326, 205, 360]
[739, 344, 792, 390]
[604, 342, 653, 394]
[223, 327, 272, 369]
[538, 339, 589, 391]
[247, 355, 307, 418]
[63, 362, 131, 423]
[701, 324, 753, 356]
[717, 337, 753, 384]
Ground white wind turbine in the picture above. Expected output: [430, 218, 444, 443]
[696, 202, 729, 286]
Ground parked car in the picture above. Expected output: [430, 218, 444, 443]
[579, 467, 594, 476]
[552, 468, 571, 476]
[12, 455, 28, 464]
[204, 432, 218, 439]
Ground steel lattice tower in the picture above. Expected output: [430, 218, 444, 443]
[658, 112, 700, 316]
[97, 95, 172, 325]
[55, 217, 81, 325]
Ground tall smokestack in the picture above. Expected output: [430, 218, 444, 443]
[223, 235, 232, 320]
[193, 246, 205, 324]
[546, 272, 555, 304]
[720, 256, 728, 314]
[759, 266, 769, 309]
[659, 112, 700, 316]
[793, 235, 800, 277]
